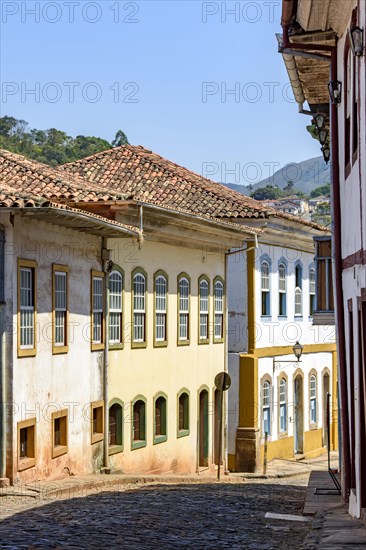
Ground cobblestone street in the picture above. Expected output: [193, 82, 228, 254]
[0, 476, 311, 549]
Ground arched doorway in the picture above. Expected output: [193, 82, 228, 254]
[199, 389, 209, 467]
[322, 372, 330, 447]
[294, 375, 304, 454]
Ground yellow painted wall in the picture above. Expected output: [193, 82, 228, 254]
[108, 238, 226, 474]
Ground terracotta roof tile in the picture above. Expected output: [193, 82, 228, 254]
[61, 145, 270, 220]
[0, 149, 128, 204]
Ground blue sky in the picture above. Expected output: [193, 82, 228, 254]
[0, 1, 321, 185]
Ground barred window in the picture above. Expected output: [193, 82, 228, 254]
[133, 273, 146, 343]
[20, 267, 35, 349]
[155, 275, 167, 342]
[295, 264, 302, 317]
[199, 279, 209, 341]
[261, 261, 270, 316]
[278, 263, 287, 317]
[54, 271, 67, 347]
[92, 276, 104, 345]
[279, 378, 287, 432]
[262, 381, 271, 436]
[214, 280, 224, 340]
[178, 277, 190, 341]
[109, 271, 123, 345]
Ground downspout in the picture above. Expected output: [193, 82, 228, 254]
[0, 228, 5, 484]
[330, 50, 351, 500]
[102, 237, 110, 472]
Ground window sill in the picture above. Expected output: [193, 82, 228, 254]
[91, 343, 105, 352]
[18, 348, 37, 358]
[309, 423, 318, 431]
[18, 457, 36, 471]
[153, 434, 167, 445]
[52, 445, 68, 459]
[177, 339, 190, 346]
[294, 316, 303, 321]
[131, 341, 147, 349]
[278, 316, 288, 320]
[131, 439, 147, 450]
[198, 339, 210, 345]
[213, 338, 224, 344]
[278, 431, 288, 439]
[260, 316, 271, 321]
[312, 311, 335, 326]
[91, 432, 104, 445]
[52, 345, 68, 355]
[109, 445, 123, 456]
[109, 343, 124, 351]
[153, 340, 168, 348]
[177, 429, 190, 439]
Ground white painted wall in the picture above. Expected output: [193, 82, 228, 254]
[227, 249, 247, 353]
[3, 213, 107, 482]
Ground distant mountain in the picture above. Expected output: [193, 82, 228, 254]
[222, 156, 331, 196]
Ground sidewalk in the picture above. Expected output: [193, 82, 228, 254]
[302, 469, 366, 548]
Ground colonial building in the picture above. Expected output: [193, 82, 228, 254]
[0, 148, 260, 483]
[278, 0, 366, 518]
[63, 145, 337, 474]
[226, 214, 337, 472]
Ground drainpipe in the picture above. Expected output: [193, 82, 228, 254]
[0, 227, 5, 483]
[329, 50, 351, 500]
[102, 237, 110, 472]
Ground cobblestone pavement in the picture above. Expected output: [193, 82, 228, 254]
[0, 476, 311, 549]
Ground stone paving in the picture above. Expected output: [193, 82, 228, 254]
[0, 476, 311, 549]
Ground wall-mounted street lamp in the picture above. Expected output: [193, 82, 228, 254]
[292, 341, 303, 362]
[349, 26, 364, 57]
[273, 341, 303, 372]
[313, 113, 326, 132]
[328, 80, 342, 105]
[322, 145, 331, 164]
[319, 129, 328, 146]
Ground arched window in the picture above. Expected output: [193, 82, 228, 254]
[109, 271, 123, 345]
[261, 261, 270, 316]
[309, 267, 316, 317]
[262, 380, 271, 436]
[109, 402, 123, 450]
[279, 378, 287, 432]
[310, 375, 317, 423]
[155, 274, 167, 343]
[178, 392, 189, 435]
[214, 279, 224, 340]
[199, 278, 209, 341]
[178, 275, 190, 342]
[278, 263, 287, 317]
[132, 399, 146, 447]
[133, 272, 146, 343]
[295, 264, 302, 317]
[154, 395, 167, 443]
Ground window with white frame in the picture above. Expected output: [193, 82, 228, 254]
[214, 280, 224, 340]
[54, 269, 67, 347]
[109, 271, 123, 345]
[279, 378, 287, 432]
[92, 275, 104, 346]
[262, 380, 271, 435]
[310, 375, 317, 423]
[155, 274, 167, 342]
[309, 268, 316, 317]
[261, 261, 270, 316]
[133, 272, 146, 343]
[19, 266, 35, 349]
[199, 278, 209, 341]
[178, 276, 190, 342]
[278, 263, 287, 317]
[295, 264, 302, 317]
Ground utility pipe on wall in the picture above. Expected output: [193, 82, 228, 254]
[102, 237, 110, 471]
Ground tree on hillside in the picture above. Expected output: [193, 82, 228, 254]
[250, 185, 283, 200]
[112, 130, 129, 147]
[283, 180, 295, 194]
[310, 183, 331, 198]
[0, 115, 129, 166]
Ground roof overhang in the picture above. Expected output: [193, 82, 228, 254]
[1, 205, 140, 238]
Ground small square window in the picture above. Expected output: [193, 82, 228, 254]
[18, 418, 36, 471]
[52, 410, 68, 458]
[91, 401, 104, 444]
